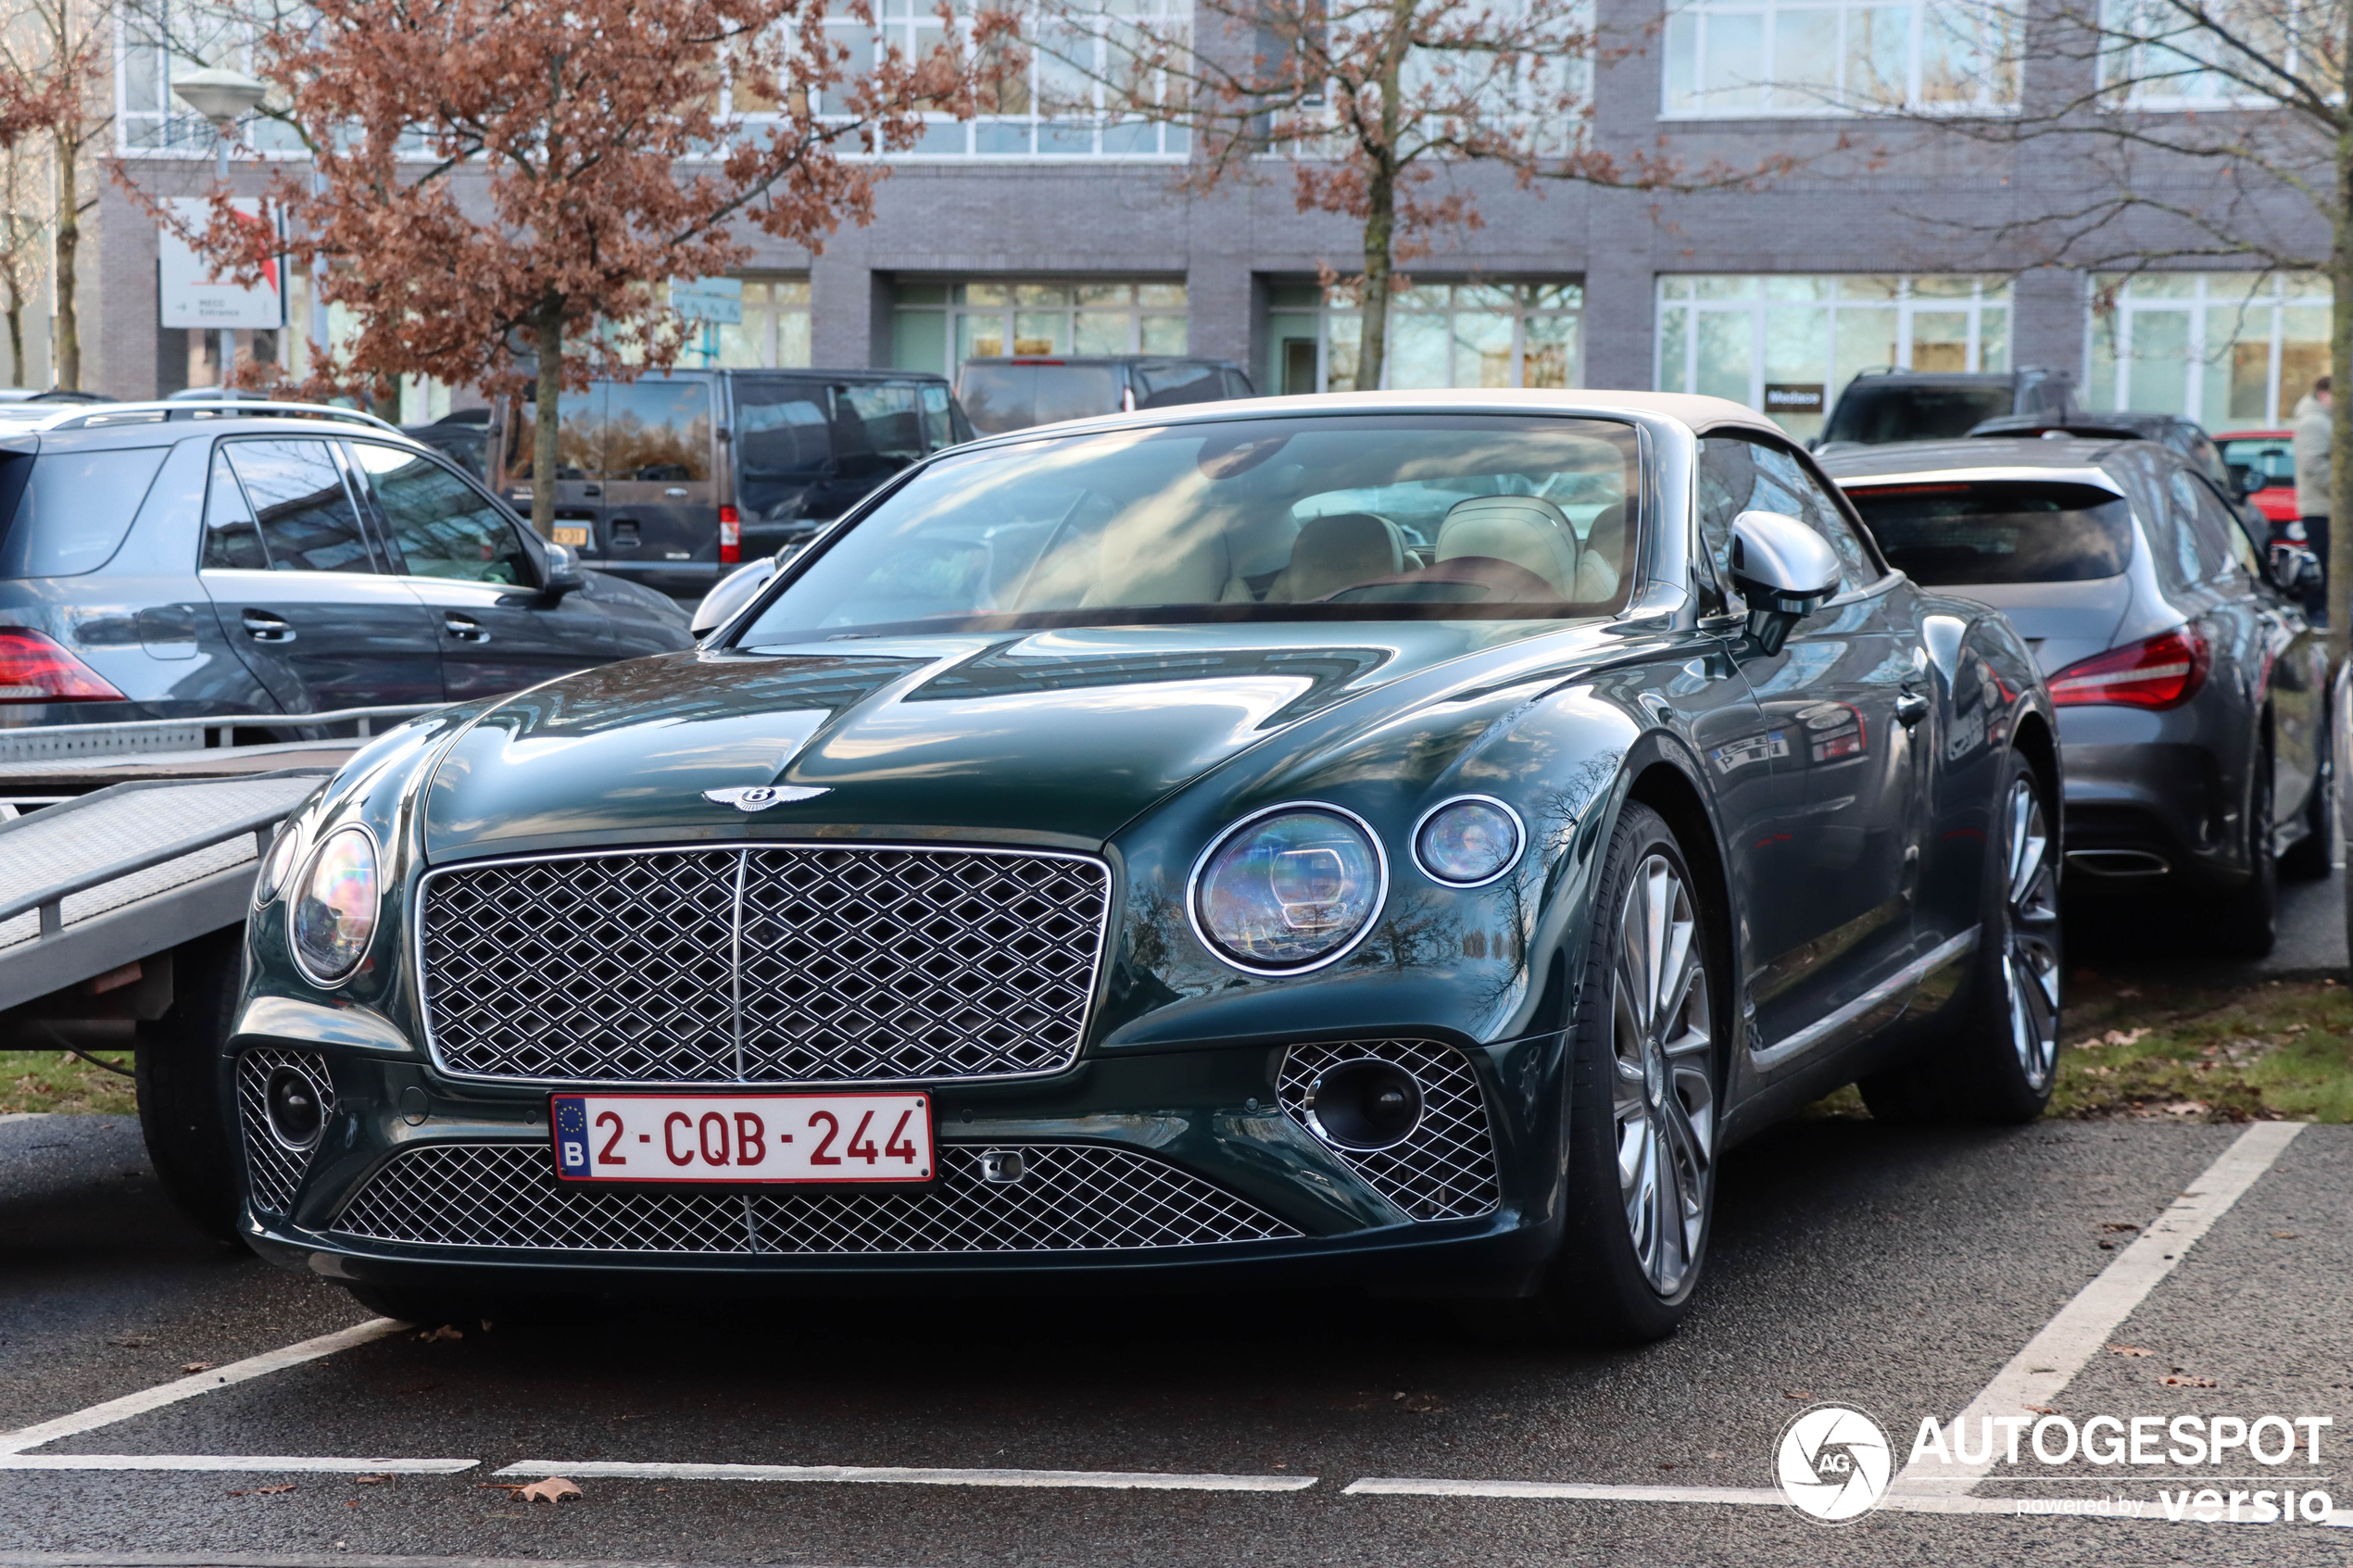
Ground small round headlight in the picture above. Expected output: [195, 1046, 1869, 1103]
[1414, 797, 1524, 886]
[253, 821, 307, 907]
[289, 826, 379, 984]
[1190, 805, 1386, 972]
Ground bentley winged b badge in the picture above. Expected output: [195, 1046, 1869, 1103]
[703, 784, 830, 811]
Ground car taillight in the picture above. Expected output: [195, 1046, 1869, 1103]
[0, 628, 124, 704]
[718, 505, 741, 566]
[2046, 626, 2209, 710]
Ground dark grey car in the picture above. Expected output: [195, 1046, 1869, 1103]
[1817, 367, 2075, 451]
[1825, 435, 2328, 955]
[956, 356, 1252, 435]
[0, 401, 691, 729]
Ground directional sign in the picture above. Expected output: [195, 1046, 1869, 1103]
[158, 198, 284, 330]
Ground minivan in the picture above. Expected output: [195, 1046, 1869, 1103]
[956, 357, 1253, 435]
[487, 368, 974, 597]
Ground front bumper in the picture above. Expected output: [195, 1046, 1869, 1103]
[230, 1030, 1565, 1298]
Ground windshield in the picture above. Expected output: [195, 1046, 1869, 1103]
[1824, 383, 2014, 445]
[959, 364, 1125, 434]
[736, 413, 1640, 643]
[1844, 480, 2133, 584]
[2221, 435, 2294, 488]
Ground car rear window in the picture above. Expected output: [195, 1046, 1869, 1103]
[2221, 435, 2294, 486]
[1823, 383, 2015, 445]
[1843, 480, 2134, 584]
[958, 364, 1123, 434]
[0, 445, 170, 578]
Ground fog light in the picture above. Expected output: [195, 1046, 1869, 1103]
[265, 1065, 325, 1150]
[1304, 1060, 1423, 1151]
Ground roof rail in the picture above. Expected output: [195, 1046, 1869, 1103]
[10, 399, 403, 434]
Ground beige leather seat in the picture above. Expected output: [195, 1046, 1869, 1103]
[1434, 495, 1582, 596]
[1078, 514, 1236, 607]
[1575, 500, 1628, 601]
[1265, 513, 1404, 601]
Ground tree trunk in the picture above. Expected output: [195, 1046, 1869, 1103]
[6, 304, 21, 388]
[532, 312, 563, 539]
[2333, 133, 2352, 670]
[1358, 170, 1394, 394]
[51, 125, 77, 392]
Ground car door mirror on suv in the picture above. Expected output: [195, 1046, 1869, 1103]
[1729, 509, 1842, 656]
[539, 539, 587, 602]
[2269, 542, 2323, 595]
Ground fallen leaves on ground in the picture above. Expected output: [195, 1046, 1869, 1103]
[2100, 1222, 2141, 1234]
[2272, 1231, 2300, 1239]
[2164, 1375, 2219, 1388]
[416, 1324, 464, 1342]
[229, 1484, 296, 1497]
[180, 1361, 217, 1374]
[1782, 1389, 1812, 1400]
[2024, 1405, 2057, 1415]
[2102, 1028, 2151, 1047]
[107, 1336, 152, 1348]
[518, 1477, 581, 1504]
[2108, 1345, 2154, 1357]
[355, 1474, 394, 1486]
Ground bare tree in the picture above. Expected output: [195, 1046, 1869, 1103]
[0, 0, 107, 390]
[0, 140, 46, 383]
[1038, 0, 1799, 388]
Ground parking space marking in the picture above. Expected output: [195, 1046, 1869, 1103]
[0, 1318, 408, 1456]
[1897, 1120, 2304, 1494]
[0, 1454, 477, 1474]
[0, 1113, 50, 1125]
[492, 1461, 1318, 1492]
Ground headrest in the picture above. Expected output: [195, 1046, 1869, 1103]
[1577, 499, 1629, 600]
[1436, 495, 1581, 596]
[1270, 512, 1403, 601]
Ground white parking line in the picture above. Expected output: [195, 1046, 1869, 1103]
[0, 1454, 476, 1474]
[493, 1460, 1318, 1492]
[0, 1113, 51, 1125]
[1897, 1120, 2304, 1494]
[1348, 1478, 2014, 1513]
[0, 1318, 408, 1456]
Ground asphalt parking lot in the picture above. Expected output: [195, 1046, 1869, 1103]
[2, 887, 2348, 1568]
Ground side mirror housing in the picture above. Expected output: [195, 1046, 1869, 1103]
[2233, 465, 2265, 498]
[692, 553, 779, 638]
[1728, 510, 1841, 657]
[2270, 543, 2322, 595]
[539, 539, 587, 602]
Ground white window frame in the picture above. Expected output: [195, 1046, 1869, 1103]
[1660, 0, 2022, 119]
[2095, 0, 2305, 110]
[1264, 282, 1584, 394]
[893, 280, 1189, 378]
[2084, 271, 2329, 428]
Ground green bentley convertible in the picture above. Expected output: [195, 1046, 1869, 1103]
[196, 391, 2059, 1342]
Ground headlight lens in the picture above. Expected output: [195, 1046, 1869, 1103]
[1192, 807, 1385, 971]
[253, 821, 307, 907]
[1415, 797, 1524, 885]
[290, 827, 379, 983]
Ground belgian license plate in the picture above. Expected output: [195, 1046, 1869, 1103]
[551, 1092, 934, 1185]
[551, 525, 590, 547]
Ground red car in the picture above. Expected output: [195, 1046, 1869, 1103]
[2217, 428, 2300, 532]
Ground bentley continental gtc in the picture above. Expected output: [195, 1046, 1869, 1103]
[221, 392, 2060, 1342]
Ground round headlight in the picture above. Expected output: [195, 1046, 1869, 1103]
[1189, 805, 1386, 972]
[1414, 797, 1525, 886]
[289, 826, 380, 984]
[253, 821, 307, 907]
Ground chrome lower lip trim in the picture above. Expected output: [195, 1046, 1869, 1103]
[1747, 925, 1979, 1072]
[409, 840, 1114, 1091]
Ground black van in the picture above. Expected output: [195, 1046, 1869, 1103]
[956, 357, 1253, 435]
[489, 368, 973, 597]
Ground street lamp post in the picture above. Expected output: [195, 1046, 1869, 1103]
[170, 68, 270, 394]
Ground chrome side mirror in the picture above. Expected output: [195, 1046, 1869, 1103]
[539, 540, 586, 602]
[692, 553, 779, 638]
[1728, 510, 1841, 657]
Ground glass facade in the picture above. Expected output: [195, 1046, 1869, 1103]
[1662, 0, 2020, 115]
[707, 278, 813, 369]
[891, 281, 1187, 377]
[2086, 272, 2329, 430]
[1265, 282, 1582, 394]
[1656, 274, 2011, 439]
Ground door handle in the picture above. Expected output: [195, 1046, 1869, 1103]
[663, 487, 688, 498]
[240, 609, 295, 643]
[1895, 688, 1930, 726]
[444, 613, 488, 643]
[581, 485, 602, 498]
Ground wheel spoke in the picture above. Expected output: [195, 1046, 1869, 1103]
[1643, 862, 1672, 1034]
[1649, 1121, 1680, 1288]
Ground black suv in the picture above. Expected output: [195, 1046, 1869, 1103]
[1817, 367, 2075, 451]
[956, 356, 1253, 435]
[488, 369, 974, 597]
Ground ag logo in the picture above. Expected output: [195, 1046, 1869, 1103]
[1774, 1403, 1892, 1524]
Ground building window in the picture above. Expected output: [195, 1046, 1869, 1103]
[1657, 274, 2011, 439]
[705, 278, 813, 369]
[2097, 0, 2296, 108]
[1661, 0, 2020, 117]
[891, 281, 1188, 377]
[1265, 282, 1582, 394]
[787, 0, 1187, 158]
[2087, 272, 2328, 430]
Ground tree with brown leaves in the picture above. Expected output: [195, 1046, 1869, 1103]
[1046, 0, 1798, 388]
[152, 0, 1011, 536]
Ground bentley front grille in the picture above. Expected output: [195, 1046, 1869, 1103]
[1277, 1039, 1499, 1221]
[238, 1047, 337, 1217]
[418, 845, 1110, 1086]
[330, 1142, 1301, 1254]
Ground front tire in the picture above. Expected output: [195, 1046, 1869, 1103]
[134, 930, 245, 1242]
[1495, 801, 1722, 1345]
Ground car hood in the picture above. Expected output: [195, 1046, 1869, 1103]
[420, 622, 1576, 858]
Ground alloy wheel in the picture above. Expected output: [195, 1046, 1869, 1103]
[1611, 854, 1715, 1297]
[2002, 778, 2062, 1089]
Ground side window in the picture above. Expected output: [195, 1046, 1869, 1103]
[2165, 470, 2222, 584]
[222, 439, 374, 573]
[918, 383, 954, 450]
[1136, 362, 1223, 408]
[1222, 370, 1255, 399]
[834, 383, 925, 471]
[2186, 471, 2263, 580]
[1695, 435, 1881, 597]
[201, 448, 268, 570]
[350, 443, 533, 586]
[601, 380, 711, 482]
[736, 383, 834, 474]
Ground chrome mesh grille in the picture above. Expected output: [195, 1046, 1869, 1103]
[1277, 1039, 1498, 1221]
[331, 1142, 1301, 1254]
[238, 1047, 336, 1217]
[419, 846, 1109, 1085]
